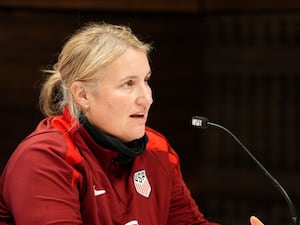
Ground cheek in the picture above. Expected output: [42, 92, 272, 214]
[95, 96, 127, 117]
[90, 92, 133, 121]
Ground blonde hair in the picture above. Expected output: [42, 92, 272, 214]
[39, 22, 152, 120]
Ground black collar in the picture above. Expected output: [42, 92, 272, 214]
[82, 118, 148, 163]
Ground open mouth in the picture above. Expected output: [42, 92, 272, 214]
[130, 113, 145, 118]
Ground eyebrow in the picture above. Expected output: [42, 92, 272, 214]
[120, 71, 152, 81]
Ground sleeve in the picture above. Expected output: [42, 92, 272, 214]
[1, 134, 83, 225]
[167, 147, 220, 225]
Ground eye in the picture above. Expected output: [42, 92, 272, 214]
[145, 76, 151, 85]
[123, 80, 133, 88]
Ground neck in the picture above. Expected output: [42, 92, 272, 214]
[82, 117, 148, 163]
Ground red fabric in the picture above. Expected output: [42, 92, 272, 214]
[0, 109, 219, 225]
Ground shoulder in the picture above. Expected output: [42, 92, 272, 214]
[145, 127, 169, 151]
[21, 117, 68, 154]
[14, 116, 82, 167]
[145, 127, 179, 165]
[2, 116, 83, 187]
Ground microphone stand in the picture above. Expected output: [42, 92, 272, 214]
[192, 116, 299, 225]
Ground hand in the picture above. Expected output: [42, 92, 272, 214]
[250, 216, 264, 225]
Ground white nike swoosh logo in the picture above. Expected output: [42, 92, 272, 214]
[94, 189, 106, 196]
[125, 220, 139, 225]
[93, 185, 106, 196]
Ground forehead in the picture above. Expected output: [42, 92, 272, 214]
[100, 48, 150, 81]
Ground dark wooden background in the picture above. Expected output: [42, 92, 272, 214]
[1, 1, 300, 225]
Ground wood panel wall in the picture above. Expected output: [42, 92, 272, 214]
[0, 0, 199, 12]
[1, 2, 300, 225]
[1, 0, 300, 11]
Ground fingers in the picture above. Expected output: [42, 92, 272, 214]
[250, 216, 264, 225]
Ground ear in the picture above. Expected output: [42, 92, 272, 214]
[70, 81, 90, 110]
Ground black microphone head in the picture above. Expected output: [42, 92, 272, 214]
[191, 116, 209, 129]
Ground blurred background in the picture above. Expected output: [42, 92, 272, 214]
[1, 1, 300, 225]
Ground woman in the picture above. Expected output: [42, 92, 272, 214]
[0, 22, 220, 225]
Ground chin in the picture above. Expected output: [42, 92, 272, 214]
[130, 134, 144, 141]
[127, 131, 145, 142]
[121, 127, 145, 142]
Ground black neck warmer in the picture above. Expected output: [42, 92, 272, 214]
[82, 118, 148, 164]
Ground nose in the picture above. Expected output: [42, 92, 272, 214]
[136, 84, 153, 108]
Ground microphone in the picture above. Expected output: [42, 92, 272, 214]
[191, 116, 299, 225]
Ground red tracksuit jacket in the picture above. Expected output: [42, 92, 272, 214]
[0, 109, 218, 225]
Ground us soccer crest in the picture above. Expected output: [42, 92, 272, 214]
[133, 170, 151, 198]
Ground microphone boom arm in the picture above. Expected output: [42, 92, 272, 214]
[192, 116, 299, 225]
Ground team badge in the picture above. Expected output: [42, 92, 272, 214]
[133, 170, 151, 198]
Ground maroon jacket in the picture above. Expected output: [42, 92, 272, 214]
[0, 109, 218, 225]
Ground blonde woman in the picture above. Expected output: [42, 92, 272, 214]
[0, 22, 221, 225]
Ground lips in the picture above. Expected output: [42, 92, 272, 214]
[130, 113, 145, 118]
